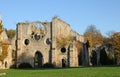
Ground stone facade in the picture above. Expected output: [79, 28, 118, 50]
[0, 17, 84, 69]
[0, 16, 116, 69]
[0, 17, 115, 69]
[16, 17, 84, 68]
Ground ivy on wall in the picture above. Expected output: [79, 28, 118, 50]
[0, 23, 3, 31]
[56, 34, 72, 48]
[0, 20, 9, 63]
[0, 41, 9, 63]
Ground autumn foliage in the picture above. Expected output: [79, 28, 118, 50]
[0, 23, 9, 63]
[104, 32, 120, 63]
[0, 23, 3, 31]
[0, 42, 9, 63]
[56, 34, 72, 48]
[84, 25, 103, 47]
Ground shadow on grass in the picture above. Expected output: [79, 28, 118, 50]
[92, 65, 120, 67]
[10, 65, 120, 70]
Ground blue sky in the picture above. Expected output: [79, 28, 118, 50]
[0, 0, 120, 36]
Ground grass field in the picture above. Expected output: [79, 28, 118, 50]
[0, 66, 120, 77]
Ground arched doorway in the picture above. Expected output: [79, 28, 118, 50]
[34, 51, 43, 68]
[5, 61, 7, 68]
[78, 51, 82, 66]
[62, 58, 66, 68]
[90, 50, 97, 66]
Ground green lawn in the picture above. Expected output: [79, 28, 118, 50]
[0, 66, 120, 77]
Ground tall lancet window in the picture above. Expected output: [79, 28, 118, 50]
[0, 45, 2, 55]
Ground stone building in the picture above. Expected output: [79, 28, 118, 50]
[0, 17, 84, 69]
[16, 17, 84, 68]
[1, 16, 115, 69]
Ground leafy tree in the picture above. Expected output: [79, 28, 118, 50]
[84, 25, 103, 47]
[106, 31, 115, 38]
[104, 32, 120, 64]
[111, 32, 120, 64]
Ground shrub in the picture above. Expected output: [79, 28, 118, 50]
[43, 63, 55, 68]
[18, 63, 33, 69]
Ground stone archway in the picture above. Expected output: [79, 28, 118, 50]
[62, 58, 66, 68]
[78, 51, 82, 66]
[34, 51, 43, 68]
[5, 61, 7, 68]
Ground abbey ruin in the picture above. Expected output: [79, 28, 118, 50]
[0, 17, 84, 69]
[0, 16, 115, 69]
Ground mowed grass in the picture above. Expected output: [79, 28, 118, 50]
[0, 66, 120, 77]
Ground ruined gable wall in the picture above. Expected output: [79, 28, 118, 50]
[52, 17, 72, 66]
[0, 30, 9, 42]
[52, 17, 71, 37]
[52, 17, 82, 67]
[16, 22, 51, 67]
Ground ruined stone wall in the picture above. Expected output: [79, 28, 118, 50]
[52, 17, 71, 37]
[52, 17, 71, 67]
[51, 17, 83, 67]
[13, 17, 84, 68]
[0, 29, 9, 42]
[16, 22, 51, 67]
[71, 30, 84, 42]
